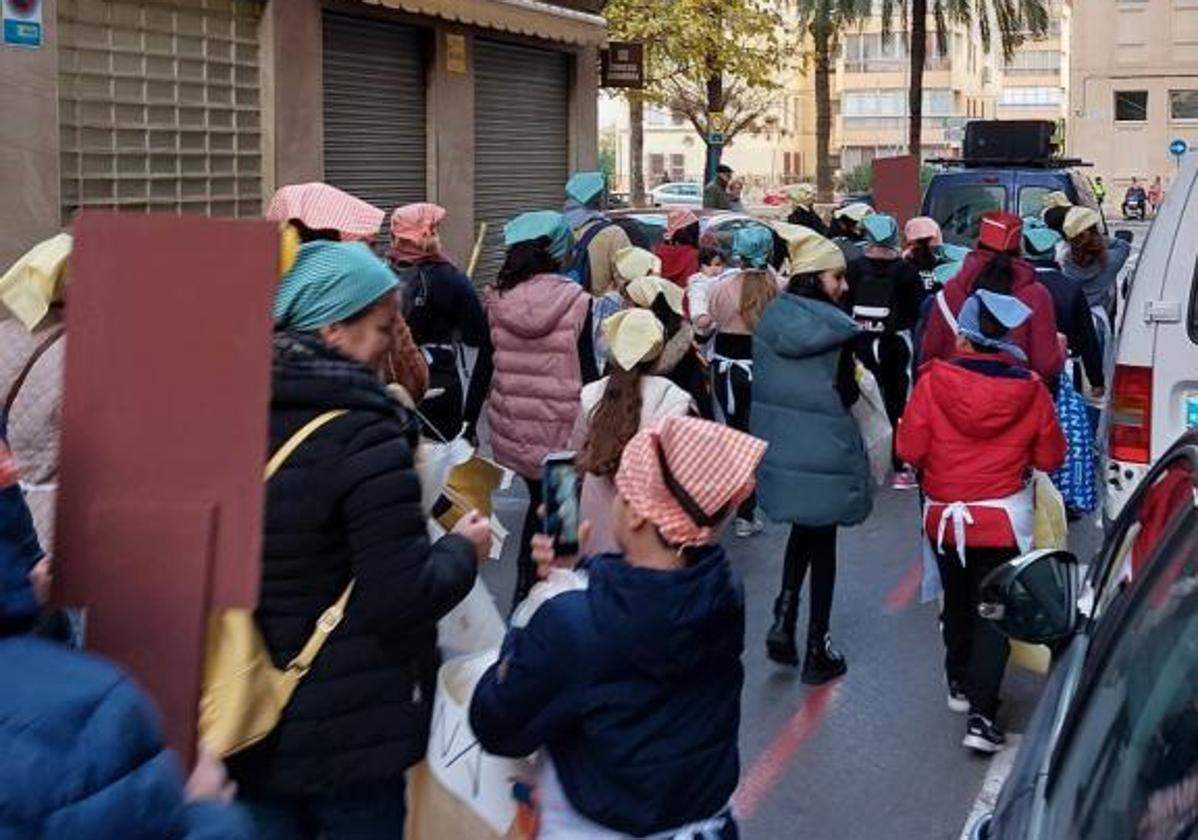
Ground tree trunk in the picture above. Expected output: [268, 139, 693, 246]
[908, 0, 928, 160]
[629, 92, 646, 207]
[704, 66, 724, 186]
[813, 22, 834, 201]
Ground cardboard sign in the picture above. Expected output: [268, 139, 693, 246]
[55, 212, 278, 763]
[872, 155, 921, 227]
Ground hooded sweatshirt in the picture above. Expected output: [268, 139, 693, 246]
[1060, 235, 1131, 318]
[920, 249, 1065, 383]
[485, 275, 593, 478]
[751, 292, 873, 527]
[897, 351, 1066, 548]
[470, 547, 743, 837]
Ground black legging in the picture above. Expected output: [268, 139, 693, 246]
[783, 524, 838, 639]
[515, 476, 543, 596]
[714, 334, 756, 520]
[855, 333, 911, 470]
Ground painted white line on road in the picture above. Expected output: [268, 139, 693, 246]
[958, 734, 1022, 840]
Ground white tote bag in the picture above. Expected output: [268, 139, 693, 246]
[850, 362, 893, 487]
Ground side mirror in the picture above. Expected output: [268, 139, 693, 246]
[1115, 229, 1135, 244]
[979, 549, 1079, 644]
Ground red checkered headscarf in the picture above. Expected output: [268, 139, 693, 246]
[615, 417, 767, 547]
[665, 209, 699, 243]
[977, 211, 1023, 254]
[266, 183, 385, 242]
[388, 203, 448, 265]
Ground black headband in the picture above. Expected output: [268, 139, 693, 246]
[654, 438, 731, 528]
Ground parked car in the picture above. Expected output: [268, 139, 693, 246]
[970, 429, 1198, 840]
[1104, 154, 1198, 521]
[648, 181, 704, 209]
[922, 166, 1104, 247]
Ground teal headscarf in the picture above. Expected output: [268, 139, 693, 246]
[1021, 216, 1062, 258]
[732, 225, 774, 269]
[862, 213, 900, 250]
[504, 210, 575, 262]
[274, 241, 398, 331]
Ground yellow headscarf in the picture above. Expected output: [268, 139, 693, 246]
[0, 233, 72, 332]
[602, 308, 665, 372]
[626, 275, 684, 316]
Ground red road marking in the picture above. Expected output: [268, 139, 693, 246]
[732, 683, 839, 820]
[885, 559, 924, 613]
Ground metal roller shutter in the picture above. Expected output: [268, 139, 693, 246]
[58, 0, 264, 222]
[322, 12, 427, 237]
[474, 39, 569, 284]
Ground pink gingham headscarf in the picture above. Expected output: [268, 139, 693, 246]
[388, 203, 448, 265]
[904, 216, 943, 248]
[665, 209, 700, 243]
[266, 183, 385, 242]
[615, 417, 767, 547]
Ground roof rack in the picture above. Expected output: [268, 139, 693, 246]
[926, 157, 1093, 169]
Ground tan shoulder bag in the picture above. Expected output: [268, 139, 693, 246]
[198, 409, 353, 757]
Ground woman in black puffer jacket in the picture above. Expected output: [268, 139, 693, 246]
[228, 240, 489, 838]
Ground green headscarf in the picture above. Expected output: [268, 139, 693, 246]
[274, 241, 398, 331]
[504, 210, 575, 262]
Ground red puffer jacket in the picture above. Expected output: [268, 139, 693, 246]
[655, 243, 700, 288]
[920, 250, 1065, 382]
[897, 351, 1066, 548]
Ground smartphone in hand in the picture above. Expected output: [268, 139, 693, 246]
[542, 452, 580, 556]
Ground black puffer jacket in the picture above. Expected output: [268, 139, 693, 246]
[228, 332, 477, 798]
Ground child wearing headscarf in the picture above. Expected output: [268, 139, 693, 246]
[847, 213, 926, 488]
[707, 225, 784, 537]
[562, 171, 632, 296]
[654, 209, 701, 286]
[786, 184, 827, 235]
[569, 309, 696, 554]
[625, 275, 714, 419]
[471, 416, 765, 840]
[898, 289, 1065, 755]
[266, 182, 429, 401]
[387, 202, 492, 441]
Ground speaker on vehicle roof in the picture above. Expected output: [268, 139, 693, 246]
[964, 121, 1057, 162]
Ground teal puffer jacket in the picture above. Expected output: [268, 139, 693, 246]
[751, 293, 873, 527]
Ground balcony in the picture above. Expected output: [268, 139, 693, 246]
[844, 57, 952, 73]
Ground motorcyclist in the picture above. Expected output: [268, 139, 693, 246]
[1122, 178, 1147, 220]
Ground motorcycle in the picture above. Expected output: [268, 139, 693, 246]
[1123, 190, 1147, 221]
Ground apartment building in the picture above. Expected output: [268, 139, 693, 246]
[996, 0, 1070, 123]
[837, 14, 1000, 171]
[1069, 0, 1198, 187]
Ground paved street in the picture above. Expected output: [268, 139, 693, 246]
[483, 481, 1103, 840]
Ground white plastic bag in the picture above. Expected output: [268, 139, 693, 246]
[850, 362, 893, 487]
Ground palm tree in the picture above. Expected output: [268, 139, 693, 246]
[883, 0, 1050, 159]
[798, 0, 871, 199]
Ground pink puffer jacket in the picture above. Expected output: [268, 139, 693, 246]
[486, 274, 590, 479]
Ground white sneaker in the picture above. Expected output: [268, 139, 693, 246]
[735, 516, 764, 538]
[947, 681, 970, 714]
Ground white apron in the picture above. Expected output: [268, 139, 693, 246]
[919, 483, 1034, 603]
[711, 353, 752, 417]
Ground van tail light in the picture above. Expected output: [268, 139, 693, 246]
[1110, 364, 1153, 463]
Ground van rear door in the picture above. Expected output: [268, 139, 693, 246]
[924, 170, 1011, 247]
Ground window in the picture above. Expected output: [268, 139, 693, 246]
[669, 153, 685, 182]
[645, 107, 668, 127]
[1000, 86, 1062, 107]
[648, 153, 665, 176]
[1171, 90, 1198, 121]
[1005, 49, 1062, 75]
[928, 184, 1007, 246]
[1115, 90, 1149, 122]
[1043, 511, 1198, 840]
[1018, 186, 1058, 220]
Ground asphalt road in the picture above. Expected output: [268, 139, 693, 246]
[474, 218, 1148, 838]
[480, 483, 1102, 840]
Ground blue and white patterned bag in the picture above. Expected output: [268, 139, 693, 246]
[1050, 362, 1098, 514]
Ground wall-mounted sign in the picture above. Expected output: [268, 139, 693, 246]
[3, 0, 42, 47]
[446, 33, 467, 75]
[600, 42, 644, 89]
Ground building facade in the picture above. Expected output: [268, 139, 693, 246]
[1, 0, 605, 279]
[836, 15, 1000, 171]
[1069, 0, 1198, 189]
[995, 0, 1070, 124]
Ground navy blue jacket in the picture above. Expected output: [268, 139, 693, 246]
[470, 548, 744, 836]
[1029, 258, 1104, 389]
[0, 636, 253, 839]
[0, 483, 42, 626]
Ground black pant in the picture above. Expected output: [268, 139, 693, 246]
[936, 544, 1018, 719]
[515, 476, 543, 604]
[421, 350, 464, 441]
[783, 524, 838, 640]
[855, 333, 911, 470]
[714, 352, 756, 521]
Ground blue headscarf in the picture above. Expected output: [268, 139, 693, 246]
[505, 210, 576, 262]
[862, 213, 900, 250]
[732, 225, 774, 269]
[958, 289, 1032, 362]
[273, 241, 399, 332]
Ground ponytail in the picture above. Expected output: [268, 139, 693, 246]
[739, 269, 778, 331]
[576, 366, 646, 477]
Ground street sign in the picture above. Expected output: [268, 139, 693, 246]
[3, 0, 42, 47]
[600, 42, 644, 89]
[1171, 138, 1189, 158]
[708, 132, 726, 147]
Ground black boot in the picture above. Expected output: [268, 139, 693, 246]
[765, 590, 800, 666]
[510, 560, 538, 618]
[802, 633, 847, 685]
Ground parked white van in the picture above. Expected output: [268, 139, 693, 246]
[1105, 154, 1198, 519]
